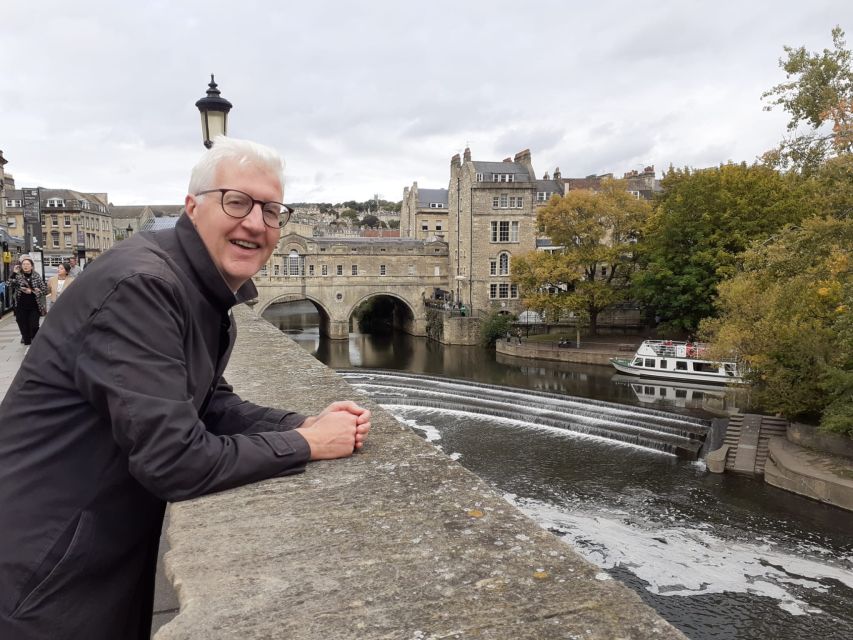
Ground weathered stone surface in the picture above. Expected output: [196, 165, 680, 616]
[156, 307, 686, 639]
[765, 437, 853, 512]
[706, 444, 729, 474]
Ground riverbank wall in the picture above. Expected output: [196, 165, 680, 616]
[156, 306, 685, 639]
[496, 338, 630, 365]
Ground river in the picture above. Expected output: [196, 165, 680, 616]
[263, 302, 853, 640]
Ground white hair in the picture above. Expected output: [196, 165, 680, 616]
[188, 136, 285, 196]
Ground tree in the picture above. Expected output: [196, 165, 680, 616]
[762, 26, 853, 173]
[700, 216, 853, 435]
[340, 209, 360, 222]
[388, 219, 400, 230]
[633, 163, 812, 333]
[513, 179, 651, 335]
[361, 214, 380, 228]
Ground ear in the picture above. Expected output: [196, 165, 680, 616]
[185, 194, 198, 223]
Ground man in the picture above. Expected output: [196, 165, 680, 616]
[0, 137, 371, 639]
[67, 256, 82, 277]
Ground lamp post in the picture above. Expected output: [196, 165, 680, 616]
[195, 74, 232, 148]
[126, 224, 133, 238]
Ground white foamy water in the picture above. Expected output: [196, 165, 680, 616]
[505, 493, 853, 616]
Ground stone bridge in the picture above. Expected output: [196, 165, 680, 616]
[252, 233, 450, 339]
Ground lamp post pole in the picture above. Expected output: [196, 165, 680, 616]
[195, 74, 233, 149]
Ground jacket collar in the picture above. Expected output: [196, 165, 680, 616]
[171, 214, 259, 310]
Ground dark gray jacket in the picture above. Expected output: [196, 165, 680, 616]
[0, 215, 311, 639]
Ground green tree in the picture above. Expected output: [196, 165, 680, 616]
[700, 216, 853, 435]
[513, 179, 650, 335]
[762, 26, 853, 173]
[633, 163, 811, 333]
[479, 311, 514, 348]
[388, 219, 400, 229]
[361, 214, 380, 228]
[340, 209, 360, 222]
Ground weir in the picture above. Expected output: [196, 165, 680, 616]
[342, 370, 710, 458]
[157, 306, 686, 639]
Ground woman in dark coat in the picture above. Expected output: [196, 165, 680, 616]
[9, 257, 47, 345]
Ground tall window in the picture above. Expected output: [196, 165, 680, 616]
[288, 250, 301, 276]
[351, 264, 358, 276]
[308, 264, 315, 276]
[64, 215, 71, 227]
[64, 233, 72, 248]
[321, 264, 328, 276]
[499, 252, 509, 275]
[380, 264, 386, 276]
[336, 265, 343, 276]
[52, 231, 60, 248]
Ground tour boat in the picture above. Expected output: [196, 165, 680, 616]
[609, 340, 743, 385]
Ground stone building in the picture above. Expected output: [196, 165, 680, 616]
[562, 165, 661, 200]
[447, 147, 542, 314]
[109, 204, 185, 240]
[400, 182, 449, 240]
[35, 189, 114, 264]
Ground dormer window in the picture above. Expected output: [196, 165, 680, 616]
[475, 173, 484, 182]
[80, 199, 91, 210]
[491, 173, 515, 183]
[46, 198, 65, 208]
[428, 202, 445, 208]
[537, 192, 550, 202]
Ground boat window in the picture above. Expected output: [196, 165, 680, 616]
[675, 389, 688, 398]
[725, 364, 737, 376]
[659, 388, 666, 396]
[692, 362, 718, 373]
[633, 358, 643, 366]
[660, 359, 668, 369]
[644, 386, 654, 395]
[675, 361, 688, 370]
[644, 358, 655, 367]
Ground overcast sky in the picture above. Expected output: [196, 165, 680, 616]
[2, 1, 850, 206]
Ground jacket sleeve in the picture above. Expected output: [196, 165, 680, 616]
[72, 274, 311, 502]
[202, 378, 308, 436]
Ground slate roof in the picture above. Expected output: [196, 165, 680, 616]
[472, 161, 532, 181]
[535, 180, 560, 193]
[416, 188, 448, 208]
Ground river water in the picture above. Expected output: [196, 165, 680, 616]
[263, 303, 853, 640]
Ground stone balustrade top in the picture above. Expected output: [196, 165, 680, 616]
[156, 306, 685, 640]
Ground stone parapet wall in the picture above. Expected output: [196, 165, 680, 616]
[157, 306, 685, 639]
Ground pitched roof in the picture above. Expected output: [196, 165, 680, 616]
[416, 188, 448, 207]
[472, 161, 532, 181]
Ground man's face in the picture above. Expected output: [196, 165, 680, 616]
[186, 160, 281, 292]
[69, 258, 77, 267]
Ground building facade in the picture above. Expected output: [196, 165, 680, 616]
[36, 189, 114, 264]
[400, 182, 449, 241]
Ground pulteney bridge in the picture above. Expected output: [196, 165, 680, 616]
[252, 233, 449, 339]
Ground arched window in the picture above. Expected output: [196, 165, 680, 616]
[288, 250, 303, 276]
[498, 252, 509, 275]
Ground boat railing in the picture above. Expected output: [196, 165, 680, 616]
[642, 340, 709, 359]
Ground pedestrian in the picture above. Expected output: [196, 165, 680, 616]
[516, 327, 522, 344]
[0, 136, 371, 639]
[67, 256, 82, 277]
[7, 257, 47, 345]
[45, 262, 74, 311]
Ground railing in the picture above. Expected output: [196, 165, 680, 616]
[643, 340, 709, 359]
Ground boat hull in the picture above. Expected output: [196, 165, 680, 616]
[610, 358, 742, 385]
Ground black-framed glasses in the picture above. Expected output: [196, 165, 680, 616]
[196, 188, 294, 229]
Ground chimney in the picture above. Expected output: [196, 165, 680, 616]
[513, 148, 535, 179]
[553, 167, 561, 180]
[463, 147, 471, 162]
[503, 157, 512, 163]
[451, 153, 460, 168]
[543, 171, 550, 180]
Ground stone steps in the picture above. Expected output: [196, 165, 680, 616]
[708, 414, 790, 476]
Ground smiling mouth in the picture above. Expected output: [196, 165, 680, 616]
[230, 240, 260, 250]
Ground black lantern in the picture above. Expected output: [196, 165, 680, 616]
[195, 74, 233, 149]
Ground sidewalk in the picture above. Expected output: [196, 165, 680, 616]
[0, 311, 179, 635]
[0, 312, 26, 402]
